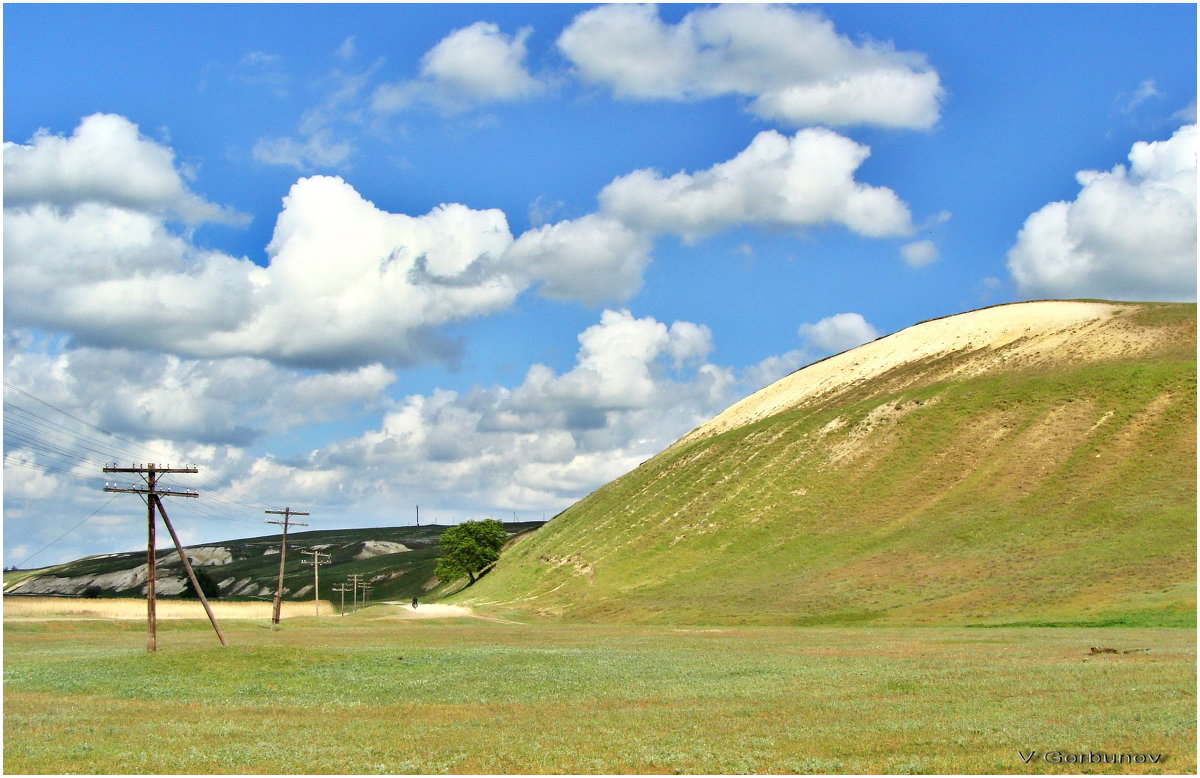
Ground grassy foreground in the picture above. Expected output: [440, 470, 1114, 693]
[4, 609, 1194, 774]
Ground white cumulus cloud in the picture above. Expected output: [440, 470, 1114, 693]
[421, 22, 542, 102]
[3, 116, 530, 369]
[599, 128, 914, 241]
[1008, 124, 1196, 302]
[3, 113, 246, 225]
[373, 22, 544, 113]
[504, 214, 652, 304]
[558, 3, 943, 129]
[210, 175, 521, 368]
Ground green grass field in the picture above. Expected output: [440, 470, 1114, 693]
[4, 609, 1194, 774]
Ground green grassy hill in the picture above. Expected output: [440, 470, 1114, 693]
[4, 522, 545, 605]
[458, 301, 1196, 627]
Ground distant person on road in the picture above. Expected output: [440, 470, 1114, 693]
[411, 597, 418, 609]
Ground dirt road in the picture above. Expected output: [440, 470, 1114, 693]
[377, 602, 522, 624]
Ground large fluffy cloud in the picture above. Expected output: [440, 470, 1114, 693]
[5, 202, 263, 351]
[4, 116, 528, 368]
[6, 174, 524, 368]
[1007, 124, 1196, 301]
[558, 4, 943, 129]
[599, 128, 914, 241]
[209, 176, 522, 368]
[505, 128, 915, 301]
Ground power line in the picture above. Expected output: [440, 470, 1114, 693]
[3, 383, 264, 511]
[9, 494, 121, 570]
[3, 383, 333, 567]
[3, 458, 107, 483]
[4, 382, 277, 530]
[4, 381, 176, 462]
[3, 402, 152, 464]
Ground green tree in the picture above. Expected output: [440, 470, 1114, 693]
[181, 566, 221, 599]
[435, 519, 507, 586]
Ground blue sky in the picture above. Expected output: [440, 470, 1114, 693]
[4, 3, 1196, 566]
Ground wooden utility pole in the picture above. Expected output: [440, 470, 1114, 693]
[265, 508, 308, 625]
[300, 549, 331, 616]
[360, 583, 373, 609]
[103, 463, 227, 651]
[331, 583, 351, 615]
[347, 573, 362, 613]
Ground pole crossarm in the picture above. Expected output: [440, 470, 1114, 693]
[103, 465, 199, 474]
[265, 508, 310, 518]
[104, 486, 199, 498]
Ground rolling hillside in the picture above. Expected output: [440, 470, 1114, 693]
[4, 522, 545, 605]
[458, 301, 1196, 627]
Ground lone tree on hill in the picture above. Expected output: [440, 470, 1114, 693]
[181, 566, 221, 600]
[435, 519, 507, 586]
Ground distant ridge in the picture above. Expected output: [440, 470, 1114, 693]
[460, 301, 1196, 627]
[4, 522, 545, 603]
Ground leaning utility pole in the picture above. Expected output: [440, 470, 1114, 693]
[300, 549, 331, 616]
[103, 463, 227, 651]
[331, 583, 351, 615]
[265, 507, 308, 625]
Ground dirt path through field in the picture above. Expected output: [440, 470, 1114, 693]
[377, 602, 523, 624]
[378, 602, 473, 619]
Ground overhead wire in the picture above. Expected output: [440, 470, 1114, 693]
[9, 494, 122, 569]
[3, 380, 177, 463]
[3, 382, 284, 559]
[5, 384, 307, 519]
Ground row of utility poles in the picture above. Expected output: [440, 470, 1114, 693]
[331, 574, 373, 615]
[103, 463, 381, 652]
